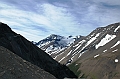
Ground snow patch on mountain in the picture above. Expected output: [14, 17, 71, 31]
[46, 45, 53, 54]
[86, 33, 100, 47]
[78, 51, 86, 58]
[73, 40, 86, 52]
[115, 59, 119, 63]
[103, 49, 107, 52]
[73, 40, 86, 48]
[54, 52, 64, 60]
[59, 57, 65, 62]
[96, 34, 116, 49]
[114, 25, 120, 32]
[111, 41, 120, 49]
[67, 50, 72, 56]
[94, 54, 100, 58]
[38, 41, 51, 48]
[70, 34, 98, 60]
[112, 49, 118, 52]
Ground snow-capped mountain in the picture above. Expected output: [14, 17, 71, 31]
[66, 22, 120, 79]
[34, 23, 120, 72]
[34, 34, 82, 56]
[57, 22, 120, 65]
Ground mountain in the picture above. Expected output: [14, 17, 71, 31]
[66, 22, 120, 79]
[0, 46, 56, 79]
[49, 22, 120, 65]
[33, 22, 120, 79]
[0, 22, 77, 79]
[34, 34, 82, 63]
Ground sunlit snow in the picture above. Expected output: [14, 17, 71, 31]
[73, 40, 86, 48]
[114, 25, 120, 32]
[111, 41, 120, 49]
[94, 54, 100, 58]
[96, 34, 116, 49]
[53, 48, 66, 59]
[38, 41, 51, 48]
[115, 59, 118, 63]
[112, 49, 118, 52]
[103, 49, 107, 52]
[45, 45, 53, 53]
[59, 57, 65, 62]
[73, 40, 86, 52]
[86, 33, 100, 47]
[67, 50, 72, 56]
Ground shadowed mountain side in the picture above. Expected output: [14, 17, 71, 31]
[0, 46, 56, 79]
[0, 22, 77, 79]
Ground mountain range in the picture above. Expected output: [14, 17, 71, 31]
[1, 22, 120, 79]
[34, 22, 120, 79]
[0, 22, 77, 79]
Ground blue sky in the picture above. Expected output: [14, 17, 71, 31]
[0, 0, 120, 42]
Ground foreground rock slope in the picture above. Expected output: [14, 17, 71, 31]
[0, 46, 56, 79]
[0, 22, 77, 79]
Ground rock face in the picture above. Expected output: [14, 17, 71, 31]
[0, 22, 77, 79]
[67, 22, 120, 79]
[0, 46, 56, 79]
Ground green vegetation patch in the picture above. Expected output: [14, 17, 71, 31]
[68, 62, 81, 77]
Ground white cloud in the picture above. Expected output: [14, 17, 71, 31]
[0, 1, 81, 41]
[70, 0, 120, 27]
[92, 0, 120, 5]
[0, 0, 120, 42]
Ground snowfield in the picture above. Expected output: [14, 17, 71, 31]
[96, 34, 116, 49]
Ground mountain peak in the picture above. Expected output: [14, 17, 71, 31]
[50, 34, 59, 36]
[0, 22, 13, 33]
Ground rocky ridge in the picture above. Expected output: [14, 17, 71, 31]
[0, 22, 77, 79]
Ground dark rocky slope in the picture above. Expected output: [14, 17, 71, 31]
[0, 46, 56, 79]
[0, 22, 77, 79]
